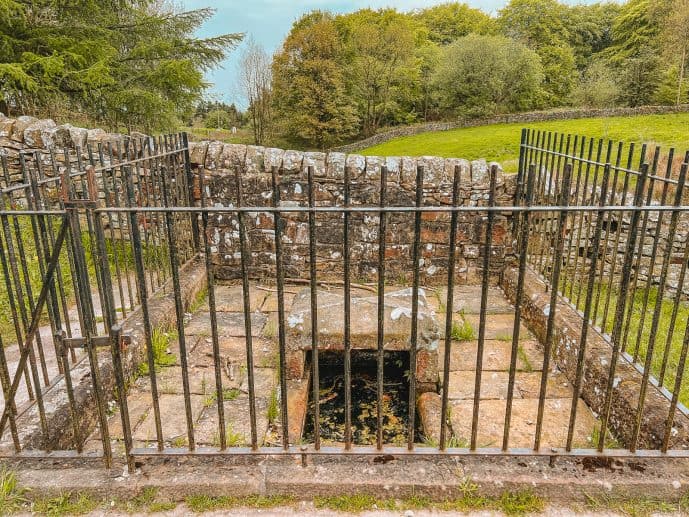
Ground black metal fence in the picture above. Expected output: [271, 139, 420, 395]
[1, 129, 689, 472]
[519, 128, 689, 453]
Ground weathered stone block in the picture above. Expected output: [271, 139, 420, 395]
[23, 119, 57, 148]
[282, 150, 304, 174]
[245, 145, 265, 174]
[326, 152, 346, 179]
[303, 151, 326, 177]
[345, 154, 366, 178]
[11, 115, 37, 142]
[285, 288, 439, 391]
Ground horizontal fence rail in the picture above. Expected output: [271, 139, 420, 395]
[0, 130, 688, 472]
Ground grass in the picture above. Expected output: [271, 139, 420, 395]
[361, 112, 689, 172]
[32, 493, 100, 516]
[137, 327, 177, 376]
[313, 482, 545, 515]
[0, 470, 27, 514]
[203, 387, 241, 407]
[212, 423, 246, 447]
[185, 494, 295, 512]
[584, 492, 685, 517]
[563, 278, 689, 407]
[451, 315, 476, 341]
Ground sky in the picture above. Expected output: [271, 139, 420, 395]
[180, 0, 581, 108]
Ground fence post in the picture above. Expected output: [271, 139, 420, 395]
[181, 132, 201, 252]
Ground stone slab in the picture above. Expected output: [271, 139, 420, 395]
[438, 339, 543, 372]
[445, 371, 573, 400]
[436, 285, 515, 314]
[449, 398, 596, 449]
[133, 394, 205, 443]
[213, 284, 269, 312]
[185, 311, 267, 338]
[462, 313, 532, 341]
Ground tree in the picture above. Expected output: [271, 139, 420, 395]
[570, 60, 620, 107]
[338, 9, 419, 135]
[0, 1, 242, 131]
[565, 3, 621, 70]
[433, 34, 544, 117]
[413, 2, 495, 44]
[660, 0, 689, 105]
[498, 0, 578, 105]
[654, 65, 689, 105]
[272, 13, 358, 149]
[238, 39, 272, 145]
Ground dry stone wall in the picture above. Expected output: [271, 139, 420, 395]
[187, 141, 516, 285]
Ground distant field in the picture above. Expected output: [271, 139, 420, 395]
[360, 113, 689, 172]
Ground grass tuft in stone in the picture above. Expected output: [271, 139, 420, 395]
[203, 387, 241, 407]
[451, 316, 475, 341]
[0, 470, 27, 515]
[517, 344, 534, 372]
[32, 492, 100, 516]
[185, 494, 294, 512]
[137, 327, 177, 376]
[585, 493, 680, 517]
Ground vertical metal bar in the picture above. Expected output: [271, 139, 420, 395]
[624, 147, 660, 359]
[630, 162, 687, 451]
[235, 166, 258, 450]
[574, 139, 604, 309]
[63, 170, 112, 468]
[566, 164, 610, 451]
[125, 166, 165, 451]
[270, 166, 290, 451]
[470, 165, 497, 450]
[182, 133, 201, 252]
[598, 163, 649, 451]
[307, 165, 320, 450]
[601, 143, 636, 331]
[512, 129, 528, 237]
[111, 325, 134, 471]
[440, 165, 461, 451]
[0, 333, 20, 451]
[408, 165, 424, 451]
[376, 166, 388, 450]
[593, 142, 624, 328]
[503, 164, 537, 451]
[161, 165, 196, 451]
[343, 165, 352, 451]
[534, 164, 573, 451]
[54, 331, 81, 453]
[199, 167, 227, 450]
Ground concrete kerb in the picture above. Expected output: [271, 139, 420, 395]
[5, 454, 689, 504]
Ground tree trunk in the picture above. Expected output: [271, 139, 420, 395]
[678, 46, 686, 107]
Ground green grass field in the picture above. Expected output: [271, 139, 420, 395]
[361, 112, 689, 172]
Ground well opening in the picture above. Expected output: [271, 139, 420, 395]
[303, 350, 413, 446]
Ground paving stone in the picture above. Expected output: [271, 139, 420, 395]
[133, 394, 205, 442]
[155, 366, 215, 396]
[449, 398, 596, 449]
[184, 311, 267, 338]
[286, 377, 310, 443]
[438, 339, 543, 372]
[261, 291, 297, 312]
[436, 285, 515, 314]
[188, 336, 278, 373]
[462, 313, 532, 340]
[109, 391, 152, 439]
[446, 371, 573, 400]
[194, 368, 276, 446]
[213, 284, 268, 312]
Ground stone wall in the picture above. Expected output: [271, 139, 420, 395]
[331, 105, 689, 154]
[187, 141, 516, 285]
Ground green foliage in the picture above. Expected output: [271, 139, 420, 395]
[272, 12, 359, 149]
[414, 2, 496, 44]
[32, 493, 100, 516]
[0, 469, 26, 515]
[203, 109, 233, 130]
[433, 34, 544, 117]
[185, 494, 295, 513]
[137, 327, 176, 376]
[451, 317, 476, 341]
[0, 2, 241, 131]
[571, 60, 621, 108]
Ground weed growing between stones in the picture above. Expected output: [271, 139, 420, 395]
[188, 285, 208, 313]
[313, 482, 546, 515]
[0, 470, 27, 514]
[451, 314, 475, 341]
[584, 492, 681, 517]
[517, 344, 534, 372]
[203, 387, 241, 407]
[185, 494, 295, 512]
[137, 327, 177, 376]
[32, 492, 99, 516]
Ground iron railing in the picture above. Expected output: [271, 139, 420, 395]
[0, 130, 688, 473]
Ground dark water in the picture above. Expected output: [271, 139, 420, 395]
[304, 351, 412, 445]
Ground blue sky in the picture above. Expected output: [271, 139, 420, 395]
[181, 0, 588, 107]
